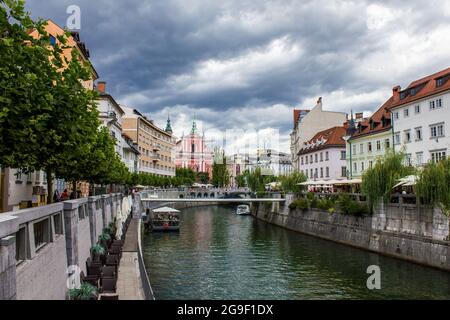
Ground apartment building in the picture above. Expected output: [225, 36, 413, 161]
[122, 107, 176, 177]
[389, 67, 450, 165]
[290, 98, 347, 171]
[298, 126, 347, 181]
[346, 101, 393, 178]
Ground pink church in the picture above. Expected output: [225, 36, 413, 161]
[175, 120, 213, 178]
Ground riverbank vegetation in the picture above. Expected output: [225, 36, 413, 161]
[361, 151, 415, 212]
[416, 158, 450, 216]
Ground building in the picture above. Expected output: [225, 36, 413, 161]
[122, 134, 140, 173]
[298, 126, 347, 181]
[1, 20, 98, 212]
[122, 107, 176, 177]
[388, 67, 450, 165]
[226, 154, 251, 187]
[246, 149, 293, 176]
[96, 81, 126, 159]
[175, 120, 214, 178]
[290, 98, 347, 171]
[346, 101, 393, 178]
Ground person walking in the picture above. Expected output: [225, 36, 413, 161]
[60, 189, 69, 201]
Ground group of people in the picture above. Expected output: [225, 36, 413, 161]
[53, 189, 81, 202]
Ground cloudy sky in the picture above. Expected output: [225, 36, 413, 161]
[26, 0, 450, 152]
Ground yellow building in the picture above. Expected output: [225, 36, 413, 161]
[122, 107, 176, 177]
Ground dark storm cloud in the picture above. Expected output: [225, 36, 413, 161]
[25, 0, 450, 150]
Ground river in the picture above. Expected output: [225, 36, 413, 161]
[143, 205, 450, 300]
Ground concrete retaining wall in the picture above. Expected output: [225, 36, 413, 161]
[254, 194, 450, 271]
[0, 193, 125, 300]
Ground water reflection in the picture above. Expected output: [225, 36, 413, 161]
[143, 206, 450, 300]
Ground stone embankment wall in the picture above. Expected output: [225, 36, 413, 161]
[0, 193, 125, 300]
[254, 194, 450, 271]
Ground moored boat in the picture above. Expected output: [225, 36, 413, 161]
[236, 204, 251, 215]
[151, 206, 181, 232]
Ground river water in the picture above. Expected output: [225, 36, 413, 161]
[143, 205, 450, 300]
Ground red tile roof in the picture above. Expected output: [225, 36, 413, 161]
[298, 126, 346, 155]
[389, 66, 450, 109]
[349, 98, 393, 140]
[293, 109, 310, 129]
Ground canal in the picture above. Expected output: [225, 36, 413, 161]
[143, 205, 450, 300]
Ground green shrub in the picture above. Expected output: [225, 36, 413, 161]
[69, 283, 98, 300]
[289, 198, 309, 211]
[337, 193, 369, 216]
[98, 233, 111, 242]
[316, 198, 334, 211]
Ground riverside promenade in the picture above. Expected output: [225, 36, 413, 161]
[116, 218, 144, 300]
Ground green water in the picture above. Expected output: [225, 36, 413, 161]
[143, 206, 450, 300]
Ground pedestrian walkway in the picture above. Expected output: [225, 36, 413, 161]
[116, 218, 144, 300]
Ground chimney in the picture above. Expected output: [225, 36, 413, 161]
[392, 85, 401, 101]
[97, 81, 106, 94]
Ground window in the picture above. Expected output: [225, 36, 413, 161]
[340, 151, 346, 160]
[416, 152, 423, 166]
[430, 123, 445, 138]
[352, 145, 356, 155]
[404, 130, 411, 143]
[394, 112, 399, 120]
[305, 156, 309, 164]
[415, 105, 421, 114]
[406, 154, 412, 166]
[310, 155, 313, 163]
[437, 78, 445, 87]
[301, 157, 304, 165]
[385, 139, 390, 150]
[404, 108, 409, 117]
[415, 127, 422, 141]
[314, 168, 318, 179]
[53, 213, 64, 235]
[34, 218, 50, 251]
[305, 170, 308, 179]
[431, 150, 447, 163]
[369, 161, 373, 169]
[430, 98, 443, 110]
[325, 152, 329, 161]
[310, 169, 313, 178]
[359, 144, 363, 154]
[368, 142, 372, 152]
[341, 167, 347, 177]
[354, 162, 357, 173]
[49, 35, 56, 46]
[315, 154, 318, 163]
[15, 227, 27, 264]
[361, 162, 365, 172]
[320, 152, 323, 162]
[326, 167, 330, 178]
[15, 169, 23, 181]
[376, 140, 381, 151]
[394, 133, 401, 145]
[320, 168, 323, 178]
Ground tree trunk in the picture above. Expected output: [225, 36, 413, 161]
[72, 181, 77, 199]
[46, 168, 53, 204]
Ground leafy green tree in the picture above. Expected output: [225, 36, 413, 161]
[197, 172, 210, 184]
[416, 158, 450, 216]
[279, 171, 307, 193]
[361, 151, 416, 212]
[212, 153, 230, 187]
[235, 174, 246, 188]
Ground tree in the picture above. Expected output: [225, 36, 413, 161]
[279, 171, 307, 193]
[212, 153, 230, 188]
[235, 174, 246, 188]
[416, 158, 450, 216]
[361, 151, 416, 212]
[197, 172, 209, 184]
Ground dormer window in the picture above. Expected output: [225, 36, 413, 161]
[49, 35, 56, 46]
[400, 91, 408, 100]
[381, 116, 386, 127]
[437, 78, 444, 87]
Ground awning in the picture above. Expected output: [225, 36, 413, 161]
[393, 175, 417, 189]
[152, 207, 180, 213]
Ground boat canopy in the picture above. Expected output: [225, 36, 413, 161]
[152, 207, 180, 213]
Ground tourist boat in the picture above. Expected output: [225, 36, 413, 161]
[151, 206, 181, 232]
[236, 204, 251, 215]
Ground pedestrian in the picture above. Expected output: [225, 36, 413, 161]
[53, 190, 61, 203]
[61, 189, 69, 201]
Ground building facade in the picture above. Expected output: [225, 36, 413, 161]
[290, 98, 347, 171]
[298, 126, 347, 181]
[122, 107, 176, 177]
[346, 101, 393, 179]
[389, 67, 450, 165]
[175, 120, 213, 178]
[248, 149, 293, 176]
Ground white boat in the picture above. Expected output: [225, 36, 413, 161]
[236, 204, 251, 215]
[151, 207, 180, 232]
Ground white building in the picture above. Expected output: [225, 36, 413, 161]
[96, 82, 126, 160]
[122, 134, 140, 173]
[290, 98, 347, 171]
[298, 126, 347, 181]
[248, 149, 293, 176]
[389, 67, 450, 165]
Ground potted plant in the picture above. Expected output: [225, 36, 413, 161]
[98, 232, 112, 249]
[69, 283, 98, 300]
[90, 244, 106, 263]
